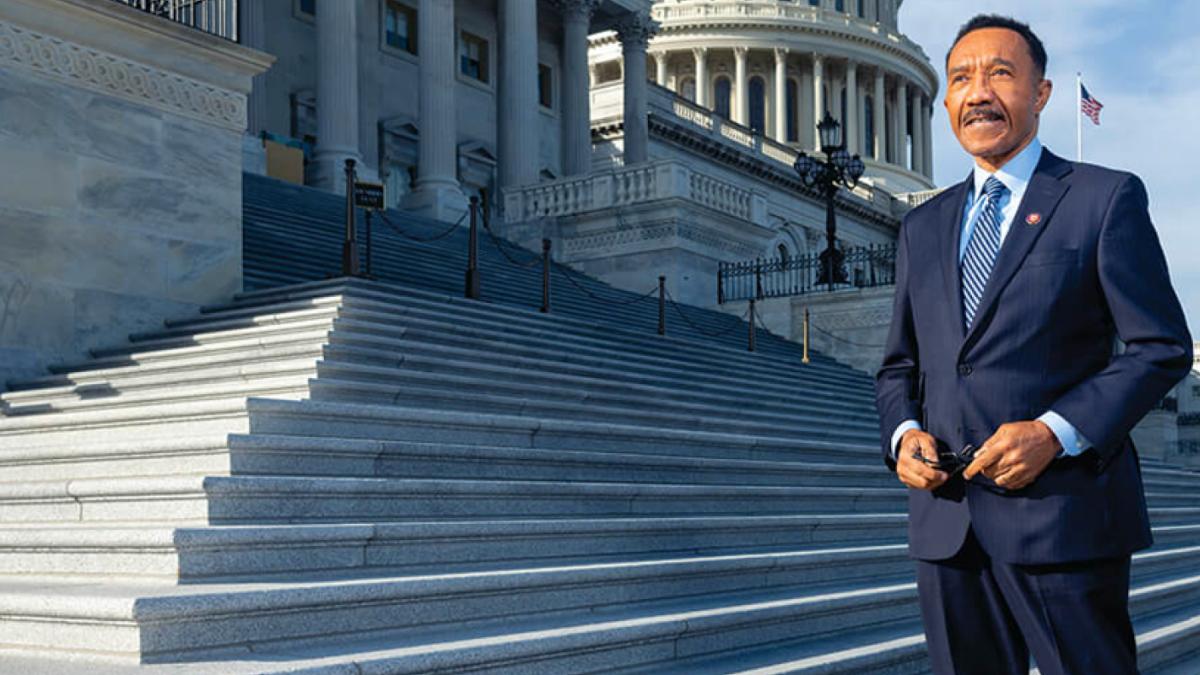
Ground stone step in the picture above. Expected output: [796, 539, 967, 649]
[0, 355, 322, 412]
[244, 397, 878, 464]
[5, 560, 1199, 671]
[310, 363, 881, 440]
[325, 326, 877, 410]
[177, 279, 871, 389]
[6, 518, 1200, 585]
[6, 328, 333, 392]
[0, 397, 253, 452]
[0, 514, 911, 581]
[0, 474, 908, 525]
[0, 566, 922, 664]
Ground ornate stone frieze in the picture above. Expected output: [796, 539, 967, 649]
[563, 218, 762, 259]
[0, 19, 246, 130]
[555, 0, 602, 21]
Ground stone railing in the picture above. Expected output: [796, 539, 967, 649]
[504, 159, 767, 226]
[899, 188, 945, 208]
[649, 0, 930, 63]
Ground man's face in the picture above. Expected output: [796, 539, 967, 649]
[944, 27, 1052, 170]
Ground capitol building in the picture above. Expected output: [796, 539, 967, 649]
[240, 0, 938, 305]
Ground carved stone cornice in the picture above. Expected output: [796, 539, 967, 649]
[0, 18, 246, 130]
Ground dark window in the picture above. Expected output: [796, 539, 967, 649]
[385, 1, 417, 54]
[840, 86, 847, 140]
[749, 76, 765, 133]
[786, 78, 798, 142]
[808, 0, 820, 6]
[835, 0, 845, 11]
[538, 63, 553, 108]
[459, 31, 488, 83]
[299, 0, 315, 15]
[857, 0, 865, 17]
[714, 76, 731, 118]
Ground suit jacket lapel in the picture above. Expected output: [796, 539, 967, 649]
[958, 149, 1073, 356]
[937, 176, 974, 344]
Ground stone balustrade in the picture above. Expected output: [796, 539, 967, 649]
[504, 158, 767, 226]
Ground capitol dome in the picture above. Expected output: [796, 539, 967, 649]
[590, 0, 938, 194]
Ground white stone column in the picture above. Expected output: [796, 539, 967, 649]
[616, 13, 658, 165]
[405, 0, 467, 220]
[895, 79, 908, 169]
[733, 46, 749, 126]
[923, 98, 934, 177]
[873, 68, 886, 161]
[693, 47, 708, 107]
[800, 60, 813, 148]
[311, 0, 361, 192]
[812, 53, 824, 148]
[844, 60, 858, 154]
[773, 48, 788, 141]
[498, 0, 539, 189]
[654, 50, 668, 86]
[911, 89, 925, 176]
[558, 0, 597, 177]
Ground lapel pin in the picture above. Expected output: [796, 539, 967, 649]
[1026, 212, 1042, 226]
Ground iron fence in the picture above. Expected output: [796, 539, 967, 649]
[111, 0, 238, 41]
[718, 243, 897, 304]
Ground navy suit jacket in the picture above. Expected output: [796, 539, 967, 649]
[875, 148, 1192, 565]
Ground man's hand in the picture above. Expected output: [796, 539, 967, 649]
[896, 429, 949, 491]
[963, 420, 1061, 490]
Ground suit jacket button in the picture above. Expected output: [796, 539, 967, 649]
[958, 363, 973, 376]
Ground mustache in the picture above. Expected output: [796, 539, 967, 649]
[963, 107, 1005, 124]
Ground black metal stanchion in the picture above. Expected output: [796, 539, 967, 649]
[540, 239, 551, 314]
[748, 299, 757, 352]
[754, 258, 764, 301]
[717, 263, 725, 305]
[658, 275, 666, 336]
[465, 197, 480, 299]
[341, 159, 360, 277]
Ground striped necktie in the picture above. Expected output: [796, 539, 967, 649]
[961, 176, 1008, 329]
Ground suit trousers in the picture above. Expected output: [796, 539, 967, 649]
[917, 527, 1138, 675]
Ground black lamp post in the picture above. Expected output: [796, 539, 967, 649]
[793, 111, 866, 291]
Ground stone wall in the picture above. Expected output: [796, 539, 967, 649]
[0, 0, 272, 389]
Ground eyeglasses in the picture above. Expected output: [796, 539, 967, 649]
[910, 444, 978, 477]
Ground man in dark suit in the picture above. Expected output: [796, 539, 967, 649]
[874, 14, 1192, 675]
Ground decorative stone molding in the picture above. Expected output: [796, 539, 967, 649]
[554, 0, 601, 22]
[0, 18, 247, 130]
[615, 13, 659, 51]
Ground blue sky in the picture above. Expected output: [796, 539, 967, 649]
[899, 1, 1200, 338]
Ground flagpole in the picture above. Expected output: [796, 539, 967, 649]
[1076, 72, 1083, 161]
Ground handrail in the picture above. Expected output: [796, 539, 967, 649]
[719, 243, 898, 303]
[110, 0, 239, 42]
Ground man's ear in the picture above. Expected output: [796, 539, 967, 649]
[1034, 78, 1053, 114]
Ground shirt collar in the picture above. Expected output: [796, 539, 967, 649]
[970, 137, 1043, 201]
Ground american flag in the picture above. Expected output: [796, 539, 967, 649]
[1080, 83, 1103, 125]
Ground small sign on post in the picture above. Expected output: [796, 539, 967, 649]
[353, 181, 386, 211]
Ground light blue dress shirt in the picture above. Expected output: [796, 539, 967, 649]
[891, 138, 1090, 461]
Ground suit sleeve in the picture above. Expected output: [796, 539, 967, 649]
[1049, 174, 1192, 463]
[875, 213, 921, 472]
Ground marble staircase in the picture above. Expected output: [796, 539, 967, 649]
[0, 176, 1196, 673]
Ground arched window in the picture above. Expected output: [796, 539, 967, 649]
[749, 76, 766, 133]
[680, 76, 696, 102]
[714, 76, 732, 119]
[786, 78, 798, 142]
[778, 244, 790, 263]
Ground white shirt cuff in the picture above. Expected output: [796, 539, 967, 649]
[1038, 410, 1091, 457]
[891, 419, 923, 460]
